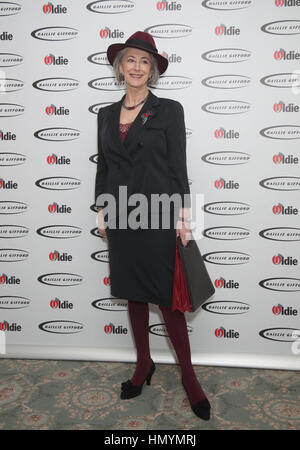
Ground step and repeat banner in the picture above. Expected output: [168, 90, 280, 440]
[1, 0, 300, 370]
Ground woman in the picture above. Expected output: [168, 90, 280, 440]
[95, 31, 211, 420]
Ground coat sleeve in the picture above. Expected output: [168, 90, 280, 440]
[95, 109, 108, 208]
[165, 100, 191, 208]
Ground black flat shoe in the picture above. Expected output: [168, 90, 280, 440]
[182, 378, 211, 421]
[120, 360, 156, 400]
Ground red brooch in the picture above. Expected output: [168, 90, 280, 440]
[141, 109, 152, 125]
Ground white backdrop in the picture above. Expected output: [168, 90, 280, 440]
[1, 0, 300, 370]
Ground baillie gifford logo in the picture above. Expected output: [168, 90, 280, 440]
[214, 326, 239, 338]
[272, 304, 298, 316]
[104, 323, 128, 335]
[42, 2, 67, 14]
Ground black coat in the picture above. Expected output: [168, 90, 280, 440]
[95, 89, 191, 220]
[94, 89, 191, 306]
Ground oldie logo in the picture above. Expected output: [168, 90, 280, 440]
[272, 304, 298, 316]
[104, 323, 128, 334]
[156, 1, 182, 11]
[42, 3, 67, 14]
[273, 101, 299, 112]
[214, 327, 239, 338]
[273, 152, 299, 164]
[272, 253, 298, 266]
[274, 49, 300, 62]
[0, 321, 21, 332]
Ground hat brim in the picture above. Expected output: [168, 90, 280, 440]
[107, 43, 168, 75]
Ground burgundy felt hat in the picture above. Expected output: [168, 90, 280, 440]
[107, 30, 168, 75]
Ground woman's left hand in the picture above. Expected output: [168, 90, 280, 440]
[176, 219, 191, 247]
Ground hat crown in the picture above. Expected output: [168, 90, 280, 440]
[125, 31, 157, 52]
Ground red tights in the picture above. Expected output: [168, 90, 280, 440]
[127, 300, 207, 405]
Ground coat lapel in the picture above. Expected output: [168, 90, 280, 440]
[106, 90, 161, 165]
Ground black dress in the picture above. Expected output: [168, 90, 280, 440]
[106, 122, 177, 308]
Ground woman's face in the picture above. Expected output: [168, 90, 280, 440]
[119, 47, 153, 88]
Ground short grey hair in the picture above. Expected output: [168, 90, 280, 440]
[112, 47, 160, 85]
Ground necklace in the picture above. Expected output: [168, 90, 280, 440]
[122, 92, 149, 110]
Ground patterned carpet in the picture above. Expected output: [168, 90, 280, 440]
[0, 358, 299, 430]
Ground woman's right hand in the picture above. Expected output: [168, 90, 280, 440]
[97, 208, 107, 239]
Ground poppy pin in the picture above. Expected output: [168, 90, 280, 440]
[141, 109, 152, 125]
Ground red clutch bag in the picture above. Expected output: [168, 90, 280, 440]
[172, 238, 193, 313]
